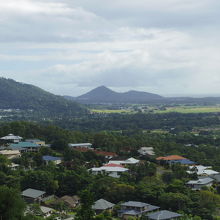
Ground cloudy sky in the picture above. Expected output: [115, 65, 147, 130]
[0, 0, 220, 96]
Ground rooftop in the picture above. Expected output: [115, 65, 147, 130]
[92, 199, 115, 210]
[10, 142, 40, 149]
[22, 188, 46, 199]
[0, 134, 22, 140]
[121, 201, 149, 208]
[42, 155, 61, 161]
[156, 155, 186, 161]
[187, 177, 214, 185]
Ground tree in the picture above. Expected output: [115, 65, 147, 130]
[75, 189, 95, 220]
[0, 186, 25, 220]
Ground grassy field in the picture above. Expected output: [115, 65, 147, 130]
[155, 106, 220, 114]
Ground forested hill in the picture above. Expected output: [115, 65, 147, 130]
[0, 78, 86, 116]
[65, 86, 164, 104]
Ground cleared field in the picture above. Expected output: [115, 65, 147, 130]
[155, 106, 220, 114]
[91, 109, 133, 114]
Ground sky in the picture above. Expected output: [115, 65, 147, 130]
[0, 0, 220, 97]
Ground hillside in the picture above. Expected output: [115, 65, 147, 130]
[68, 86, 164, 104]
[0, 78, 86, 117]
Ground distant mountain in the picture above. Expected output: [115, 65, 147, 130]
[67, 86, 164, 104]
[0, 78, 86, 117]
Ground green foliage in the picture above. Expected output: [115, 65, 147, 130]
[0, 186, 25, 220]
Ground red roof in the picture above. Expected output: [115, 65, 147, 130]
[156, 155, 186, 161]
[104, 163, 124, 168]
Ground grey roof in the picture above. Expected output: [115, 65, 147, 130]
[22, 188, 46, 199]
[187, 177, 214, 185]
[212, 174, 220, 182]
[121, 201, 149, 208]
[147, 210, 182, 220]
[92, 199, 115, 210]
[119, 204, 159, 215]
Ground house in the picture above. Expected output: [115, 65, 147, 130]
[118, 201, 159, 219]
[109, 157, 140, 166]
[58, 195, 80, 209]
[8, 163, 20, 170]
[40, 206, 54, 217]
[0, 134, 22, 143]
[187, 165, 219, 176]
[147, 210, 182, 220]
[186, 177, 214, 190]
[90, 166, 129, 178]
[156, 155, 186, 162]
[42, 155, 62, 165]
[0, 150, 21, 159]
[9, 142, 40, 152]
[22, 188, 46, 203]
[68, 143, 93, 149]
[92, 199, 115, 214]
[138, 147, 155, 156]
[26, 139, 46, 146]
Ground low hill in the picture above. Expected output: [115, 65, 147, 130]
[67, 86, 164, 104]
[0, 78, 86, 117]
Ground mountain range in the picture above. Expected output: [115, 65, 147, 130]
[65, 86, 164, 104]
[65, 86, 220, 105]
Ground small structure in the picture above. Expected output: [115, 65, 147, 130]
[147, 210, 182, 220]
[0, 150, 21, 159]
[8, 163, 20, 170]
[68, 143, 93, 149]
[26, 139, 46, 146]
[138, 147, 155, 156]
[92, 199, 115, 214]
[118, 201, 159, 219]
[22, 188, 46, 203]
[9, 142, 40, 152]
[42, 155, 62, 165]
[58, 195, 80, 209]
[0, 134, 22, 143]
[90, 166, 129, 178]
[186, 177, 214, 190]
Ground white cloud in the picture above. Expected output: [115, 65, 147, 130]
[0, 0, 220, 96]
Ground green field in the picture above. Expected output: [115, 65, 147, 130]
[155, 106, 220, 114]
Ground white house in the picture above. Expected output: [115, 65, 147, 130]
[0, 134, 22, 143]
[138, 147, 155, 156]
[186, 177, 214, 190]
[187, 165, 219, 176]
[109, 157, 140, 166]
[90, 166, 129, 178]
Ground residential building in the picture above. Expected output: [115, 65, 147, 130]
[147, 210, 182, 220]
[118, 201, 159, 219]
[42, 155, 62, 165]
[68, 143, 93, 149]
[109, 157, 140, 166]
[40, 206, 54, 218]
[92, 199, 115, 214]
[9, 141, 40, 152]
[0, 150, 21, 159]
[58, 195, 80, 209]
[138, 147, 155, 156]
[90, 166, 129, 178]
[26, 139, 46, 146]
[187, 165, 219, 176]
[22, 188, 46, 203]
[0, 134, 22, 143]
[186, 177, 214, 190]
